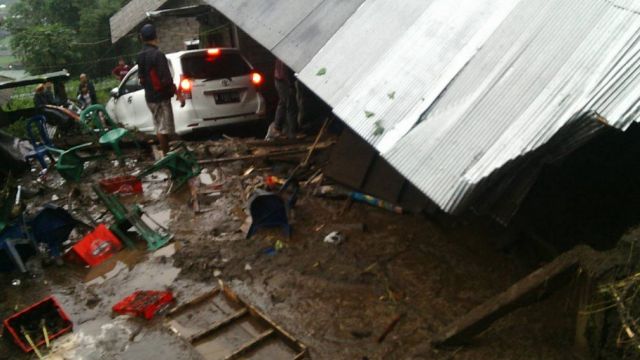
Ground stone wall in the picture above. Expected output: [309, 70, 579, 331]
[155, 16, 201, 53]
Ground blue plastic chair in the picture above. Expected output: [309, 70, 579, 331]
[0, 217, 34, 273]
[25, 115, 56, 169]
[0, 204, 77, 273]
[246, 177, 300, 239]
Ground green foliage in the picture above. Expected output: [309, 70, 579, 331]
[4, 0, 135, 77]
[373, 120, 384, 136]
[9, 23, 79, 74]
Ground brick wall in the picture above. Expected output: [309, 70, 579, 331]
[155, 16, 201, 53]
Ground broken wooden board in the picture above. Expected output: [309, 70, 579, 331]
[433, 246, 589, 346]
[166, 286, 307, 360]
[197, 141, 334, 165]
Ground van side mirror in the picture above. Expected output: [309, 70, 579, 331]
[110, 87, 119, 98]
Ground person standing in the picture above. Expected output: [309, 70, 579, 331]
[268, 59, 297, 139]
[77, 85, 92, 109]
[77, 74, 97, 105]
[112, 58, 131, 81]
[136, 24, 184, 155]
[33, 84, 49, 110]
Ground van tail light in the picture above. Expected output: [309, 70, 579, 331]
[250, 72, 263, 86]
[179, 75, 192, 99]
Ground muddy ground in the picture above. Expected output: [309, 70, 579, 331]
[0, 139, 579, 359]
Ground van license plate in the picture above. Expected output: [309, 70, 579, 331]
[213, 92, 240, 104]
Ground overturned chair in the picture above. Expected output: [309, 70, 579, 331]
[25, 115, 57, 170]
[137, 143, 201, 192]
[92, 184, 172, 251]
[46, 143, 102, 182]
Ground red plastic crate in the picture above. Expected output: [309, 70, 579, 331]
[99, 176, 143, 195]
[112, 291, 174, 320]
[3, 296, 73, 353]
[72, 224, 123, 266]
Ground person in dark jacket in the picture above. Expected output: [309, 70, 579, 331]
[77, 74, 97, 105]
[137, 23, 183, 155]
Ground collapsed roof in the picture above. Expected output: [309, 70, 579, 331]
[206, 0, 640, 217]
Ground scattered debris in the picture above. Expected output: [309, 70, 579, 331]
[387, 91, 396, 99]
[242, 166, 255, 177]
[316, 67, 327, 76]
[323, 231, 345, 245]
[373, 120, 385, 136]
[377, 313, 405, 343]
[365, 111, 375, 118]
[99, 176, 143, 195]
[351, 192, 402, 214]
[112, 291, 175, 320]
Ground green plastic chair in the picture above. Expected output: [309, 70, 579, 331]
[80, 104, 138, 161]
[93, 185, 172, 250]
[45, 143, 102, 182]
[137, 144, 201, 191]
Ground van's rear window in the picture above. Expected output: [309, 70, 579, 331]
[181, 53, 250, 80]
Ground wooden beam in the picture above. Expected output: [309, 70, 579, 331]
[188, 308, 248, 343]
[167, 288, 219, 317]
[224, 330, 274, 360]
[433, 247, 586, 346]
[197, 141, 334, 165]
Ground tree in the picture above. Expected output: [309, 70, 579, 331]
[8, 23, 79, 74]
[4, 0, 133, 76]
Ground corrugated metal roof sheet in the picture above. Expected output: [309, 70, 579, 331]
[110, 0, 169, 43]
[206, 0, 640, 214]
[206, 0, 366, 71]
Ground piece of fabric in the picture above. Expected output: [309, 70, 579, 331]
[146, 99, 175, 135]
[137, 44, 176, 103]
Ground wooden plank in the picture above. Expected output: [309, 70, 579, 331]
[224, 329, 274, 360]
[188, 308, 248, 343]
[167, 288, 220, 317]
[222, 285, 307, 354]
[198, 141, 334, 165]
[574, 271, 595, 356]
[433, 247, 584, 346]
